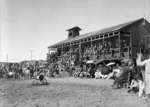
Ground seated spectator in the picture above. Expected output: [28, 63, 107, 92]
[79, 65, 90, 78]
[130, 66, 145, 98]
[95, 70, 101, 79]
[127, 77, 139, 93]
[106, 64, 118, 80]
[123, 40, 127, 47]
[73, 65, 82, 77]
[111, 61, 134, 89]
[95, 64, 102, 79]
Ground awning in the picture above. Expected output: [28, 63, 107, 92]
[86, 60, 94, 64]
[94, 59, 110, 65]
[106, 62, 115, 66]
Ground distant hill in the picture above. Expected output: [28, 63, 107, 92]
[20, 60, 47, 65]
[0, 60, 48, 65]
[0, 62, 14, 65]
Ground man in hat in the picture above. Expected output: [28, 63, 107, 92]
[136, 53, 150, 101]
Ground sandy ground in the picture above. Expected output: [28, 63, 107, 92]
[0, 76, 149, 107]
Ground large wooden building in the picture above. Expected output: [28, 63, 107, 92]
[48, 18, 150, 62]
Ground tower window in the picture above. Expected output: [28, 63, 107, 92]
[69, 31, 73, 37]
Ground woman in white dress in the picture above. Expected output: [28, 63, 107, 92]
[136, 53, 150, 101]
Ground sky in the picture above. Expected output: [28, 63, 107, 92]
[0, 0, 150, 62]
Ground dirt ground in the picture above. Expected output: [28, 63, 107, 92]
[0, 77, 149, 107]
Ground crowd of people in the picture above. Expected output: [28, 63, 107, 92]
[0, 62, 50, 79]
[46, 51, 150, 101]
[81, 40, 129, 60]
[46, 40, 150, 101]
[47, 40, 129, 64]
[1, 40, 149, 102]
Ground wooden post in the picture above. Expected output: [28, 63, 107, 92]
[62, 46, 63, 55]
[118, 32, 121, 58]
[129, 32, 132, 58]
[70, 43, 72, 59]
[91, 40, 93, 60]
[91, 40, 93, 47]
[79, 42, 81, 61]
[103, 35, 105, 59]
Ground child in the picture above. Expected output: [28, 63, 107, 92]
[128, 77, 139, 93]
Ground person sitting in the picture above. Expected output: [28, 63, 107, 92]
[111, 61, 134, 89]
[74, 65, 82, 77]
[79, 65, 88, 77]
[106, 63, 121, 80]
[95, 64, 102, 79]
[95, 69, 100, 79]
[121, 40, 126, 47]
[127, 77, 139, 93]
[131, 66, 145, 98]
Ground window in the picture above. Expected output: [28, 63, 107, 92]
[114, 32, 119, 35]
[104, 34, 108, 37]
[100, 35, 103, 38]
[88, 38, 91, 41]
[84, 39, 87, 42]
[92, 37, 95, 40]
[69, 32, 73, 37]
[120, 31, 125, 35]
[126, 32, 130, 35]
[109, 33, 113, 36]
[96, 36, 99, 39]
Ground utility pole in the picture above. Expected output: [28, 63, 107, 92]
[30, 50, 33, 61]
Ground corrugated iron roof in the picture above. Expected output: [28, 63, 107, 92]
[49, 18, 143, 48]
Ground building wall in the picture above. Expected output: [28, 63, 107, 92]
[121, 18, 150, 58]
[121, 19, 150, 46]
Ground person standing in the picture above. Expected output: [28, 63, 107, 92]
[136, 53, 150, 101]
[70, 61, 75, 77]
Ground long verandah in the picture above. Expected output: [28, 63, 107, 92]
[47, 31, 132, 63]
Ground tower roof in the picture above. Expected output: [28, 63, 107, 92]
[66, 26, 82, 31]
